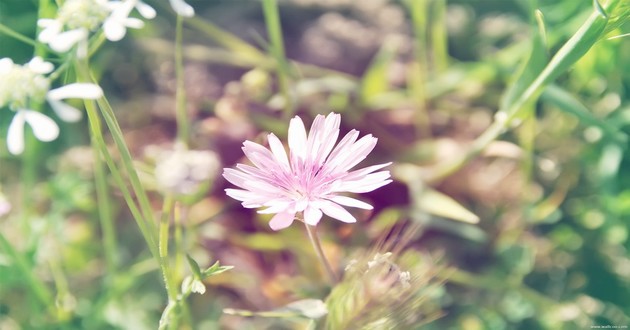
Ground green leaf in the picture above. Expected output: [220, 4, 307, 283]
[186, 254, 203, 279]
[500, 9, 548, 112]
[541, 85, 627, 144]
[202, 260, 234, 279]
[416, 187, 479, 224]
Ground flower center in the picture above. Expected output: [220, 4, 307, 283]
[58, 0, 110, 31]
[0, 65, 50, 110]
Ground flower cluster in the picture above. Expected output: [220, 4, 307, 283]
[0, 57, 103, 155]
[223, 112, 391, 230]
[37, 0, 196, 56]
[154, 147, 220, 196]
[37, 0, 154, 56]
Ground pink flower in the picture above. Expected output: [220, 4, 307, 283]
[223, 113, 392, 230]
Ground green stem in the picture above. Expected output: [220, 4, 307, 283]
[304, 222, 338, 284]
[262, 0, 293, 118]
[0, 232, 56, 316]
[92, 130, 118, 273]
[159, 196, 178, 299]
[406, 0, 432, 138]
[94, 93, 158, 242]
[0, 23, 39, 47]
[84, 99, 158, 259]
[174, 15, 189, 146]
[424, 1, 616, 182]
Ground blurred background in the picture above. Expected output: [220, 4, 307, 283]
[1, 0, 630, 329]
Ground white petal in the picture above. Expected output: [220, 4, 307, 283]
[318, 200, 356, 223]
[124, 17, 145, 29]
[7, 111, 26, 155]
[328, 196, 373, 210]
[37, 20, 62, 43]
[50, 29, 88, 52]
[22, 110, 59, 142]
[47, 83, 103, 100]
[269, 212, 295, 231]
[169, 0, 195, 17]
[136, 1, 157, 19]
[268, 133, 290, 169]
[27, 56, 54, 74]
[47, 99, 82, 122]
[103, 19, 126, 41]
[0, 58, 14, 73]
[288, 116, 307, 160]
[304, 206, 323, 226]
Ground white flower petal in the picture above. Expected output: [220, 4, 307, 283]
[124, 17, 145, 29]
[0, 58, 14, 73]
[22, 110, 59, 142]
[7, 111, 26, 155]
[103, 19, 126, 41]
[269, 212, 295, 231]
[50, 29, 88, 52]
[304, 206, 323, 226]
[288, 116, 307, 160]
[136, 1, 157, 19]
[47, 83, 103, 100]
[27, 57, 54, 74]
[37, 20, 62, 43]
[318, 200, 357, 223]
[268, 133, 290, 170]
[169, 0, 195, 17]
[48, 99, 83, 122]
[328, 196, 373, 210]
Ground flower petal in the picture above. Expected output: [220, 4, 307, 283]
[169, 0, 195, 17]
[328, 196, 373, 210]
[269, 212, 295, 231]
[318, 200, 356, 223]
[47, 83, 103, 100]
[49, 29, 87, 52]
[268, 133, 290, 170]
[27, 56, 54, 74]
[304, 205, 323, 226]
[136, 1, 157, 19]
[7, 111, 26, 155]
[47, 99, 82, 122]
[37, 19, 62, 43]
[103, 19, 126, 41]
[288, 115, 307, 161]
[124, 17, 145, 29]
[22, 110, 59, 142]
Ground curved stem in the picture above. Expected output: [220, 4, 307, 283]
[304, 222, 338, 284]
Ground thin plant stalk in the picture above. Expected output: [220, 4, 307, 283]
[406, 0, 432, 138]
[159, 196, 179, 301]
[424, 0, 620, 182]
[174, 14, 189, 146]
[304, 222, 338, 284]
[262, 0, 293, 118]
[0, 232, 56, 317]
[92, 130, 118, 273]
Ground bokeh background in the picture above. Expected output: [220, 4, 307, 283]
[1, 0, 630, 329]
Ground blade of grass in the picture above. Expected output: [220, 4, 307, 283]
[262, 0, 293, 117]
[424, 0, 621, 182]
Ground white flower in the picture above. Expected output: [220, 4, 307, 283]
[169, 0, 195, 17]
[37, 0, 155, 55]
[1, 57, 103, 155]
[155, 148, 220, 195]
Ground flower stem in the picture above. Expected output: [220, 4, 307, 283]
[304, 223, 338, 284]
[174, 14, 189, 146]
